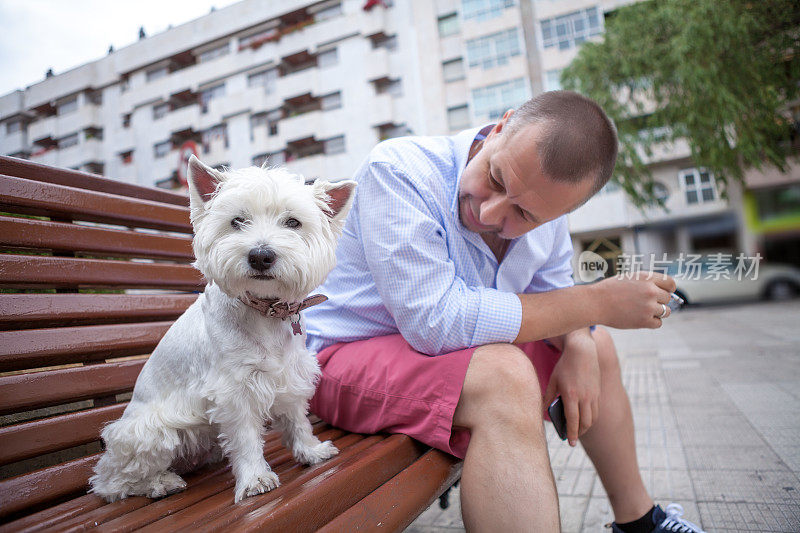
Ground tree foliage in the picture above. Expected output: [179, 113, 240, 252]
[561, 0, 800, 207]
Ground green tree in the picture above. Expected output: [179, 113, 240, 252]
[561, 0, 800, 207]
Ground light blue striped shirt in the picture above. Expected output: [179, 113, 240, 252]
[305, 126, 575, 356]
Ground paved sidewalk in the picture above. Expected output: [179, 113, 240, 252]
[408, 300, 800, 532]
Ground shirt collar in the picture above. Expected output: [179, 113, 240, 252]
[451, 124, 507, 263]
[450, 124, 493, 216]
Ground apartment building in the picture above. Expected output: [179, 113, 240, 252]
[1, 0, 797, 266]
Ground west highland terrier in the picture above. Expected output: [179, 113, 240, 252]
[89, 155, 356, 503]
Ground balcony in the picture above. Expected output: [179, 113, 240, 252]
[1, 131, 28, 156]
[161, 104, 201, 136]
[56, 105, 100, 138]
[29, 115, 57, 144]
[57, 138, 103, 169]
[365, 48, 390, 82]
[251, 128, 284, 156]
[367, 92, 396, 127]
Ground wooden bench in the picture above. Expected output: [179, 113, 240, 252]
[0, 155, 462, 532]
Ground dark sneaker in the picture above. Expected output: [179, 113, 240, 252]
[607, 504, 706, 533]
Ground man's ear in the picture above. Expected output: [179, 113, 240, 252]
[313, 180, 357, 222]
[492, 108, 515, 137]
[187, 155, 225, 210]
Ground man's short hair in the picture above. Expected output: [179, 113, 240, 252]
[505, 90, 618, 199]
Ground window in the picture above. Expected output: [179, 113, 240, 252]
[200, 83, 226, 113]
[442, 58, 465, 82]
[198, 43, 230, 63]
[466, 28, 521, 69]
[202, 124, 228, 152]
[153, 102, 170, 120]
[374, 78, 402, 96]
[324, 136, 345, 155]
[314, 3, 343, 21]
[122, 113, 131, 128]
[541, 7, 602, 50]
[146, 66, 168, 82]
[448, 105, 471, 131]
[378, 123, 410, 140]
[154, 140, 172, 158]
[59, 133, 79, 149]
[680, 168, 717, 205]
[119, 150, 134, 165]
[544, 69, 562, 91]
[471, 78, 529, 121]
[321, 92, 342, 110]
[58, 96, 78, 115]
[461, 0, 516, 22]
[317, 48, 338, 68]
[371, 33, 398, 51]
[438, 13, 459, 37]
[5, 119, 23, 134]
[248, 68, 279, 92]
[653, 182, 670, 203]
[239, 27, 279, 50]
[252, 153, 269, 167]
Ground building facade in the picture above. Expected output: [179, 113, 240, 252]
[1, 0, 798, 267]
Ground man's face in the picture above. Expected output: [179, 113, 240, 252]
[458, 116, 595, 240]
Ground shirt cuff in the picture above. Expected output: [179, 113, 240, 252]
[471, 289, 523, 346]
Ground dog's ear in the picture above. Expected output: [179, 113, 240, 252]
[313, 180, 357, 223]
[187, 155, 225, 209]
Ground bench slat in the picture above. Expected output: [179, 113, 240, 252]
[0, 255, 203, 290]
[0, 215, 194, 261]
[215, 434, 427, 533]
[0, 403, 127, 466]
[81, 427, 347, 532]
[0, 156, 189, 207]
[0, 294, 197, 329]
[0, 360, 145, 415]
[135, 434, 383, 533]
[0, 321, 171, 372]
[0, 174, 191, 233]
[319, 449, 463, 532]
[0, 453, 98, 521]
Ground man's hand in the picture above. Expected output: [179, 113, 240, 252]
[591, 272, 677, 330]
[543, 330, 600, 447]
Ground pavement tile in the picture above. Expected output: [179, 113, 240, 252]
[558, 495, 589, 533]
[691, 469, 800, 504]
[684, 445, 789, 471]
[699, 501, 800, 532]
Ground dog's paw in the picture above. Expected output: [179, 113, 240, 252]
[146, 471, 187, 499]
[295, 440, 339, 465]
[234, 470, 280, 503]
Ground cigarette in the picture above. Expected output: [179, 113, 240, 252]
[670, 292, 684, 304]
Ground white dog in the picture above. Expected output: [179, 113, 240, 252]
[89, 155, 355, 503]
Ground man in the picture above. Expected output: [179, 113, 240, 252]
[304, 91, 703, 532]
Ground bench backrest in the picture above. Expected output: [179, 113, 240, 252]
[0, 155, 203, 520]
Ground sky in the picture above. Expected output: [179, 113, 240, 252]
[0, 0, 242, 96]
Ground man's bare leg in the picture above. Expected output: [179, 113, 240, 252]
[579, 327, 654, 522]
[453, 343, 560, 532]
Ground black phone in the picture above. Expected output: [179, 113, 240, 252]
[548, 396, 567, 441]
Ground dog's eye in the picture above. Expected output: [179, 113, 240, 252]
[231, 216, 246, 229]
[284, 217, 301, 229]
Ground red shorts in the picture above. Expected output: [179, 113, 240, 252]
[309, 334, 561, 459]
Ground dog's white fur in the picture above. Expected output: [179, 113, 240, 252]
[89, 156, 356, 503]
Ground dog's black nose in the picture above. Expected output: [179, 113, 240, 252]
[248, 246, 276, 272]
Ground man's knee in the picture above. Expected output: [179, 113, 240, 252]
[592, 326, 621, 378]
[456, 343, 542, 428]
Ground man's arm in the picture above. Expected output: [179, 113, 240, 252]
[514, 273, 677, 345]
